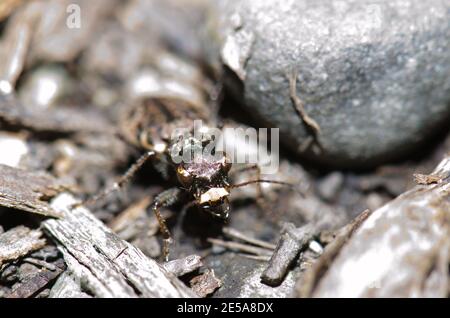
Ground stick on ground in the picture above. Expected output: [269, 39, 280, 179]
[261, 223, 315, 286]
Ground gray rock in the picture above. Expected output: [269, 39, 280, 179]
[205, 0, 450, 167]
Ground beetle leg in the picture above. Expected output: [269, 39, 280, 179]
[150, 187, 183, 261]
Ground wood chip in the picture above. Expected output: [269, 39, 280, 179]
[190, 269, 222, 297]
[0, 226, 46, 266]
[163, 255, 203, 277]
[6, 259, 65, 298]
[0, 164, 68, 217]
[43, 193, 196, 298]
[23, 257, 58, 271]
[413, 173, 442, 185]
[261, 223, 315, 286]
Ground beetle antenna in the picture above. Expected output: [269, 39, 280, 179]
[230, 179, 295, 189]
[231, 179, 305, 197]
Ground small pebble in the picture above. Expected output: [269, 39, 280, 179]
[317, 172, 344, 202]
[308, 241, 324, 256]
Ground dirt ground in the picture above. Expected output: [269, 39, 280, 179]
[0, 0, 449, 298]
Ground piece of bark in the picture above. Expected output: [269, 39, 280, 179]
[49, 272, 92, 298]
[0, 164, 68, 217]
[413, 173, 443, 185]
[163, 255, 203, 277]
[0, 95, 114, 134]
[308, 155, 450, 297]
[261, 223, 315, 286]
[190, 269, 222, 298]
[43, 193, 196, 298]
[6, 259, 65, 298]
[0, 226, 46, 266]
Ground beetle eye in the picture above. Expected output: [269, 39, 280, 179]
[177, 166, 193, 186]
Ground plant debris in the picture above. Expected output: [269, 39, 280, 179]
[207, 237, 273, 258]
[261, 223, 315, 286]
[413, 173, 443, 185]
[43, 193, 195, 298]
[0, 164, 69, 217]
[164, 255, 203, 277]
[190, 269, 222, 298]
[0, 226, 46, 266]
[6, 258, 65, 298]
[49, 272, 91, 298]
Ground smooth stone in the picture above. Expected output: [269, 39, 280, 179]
[205, 0, 450, 167]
